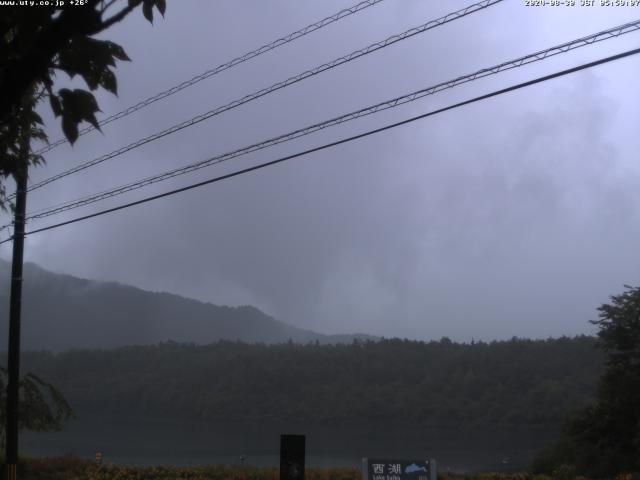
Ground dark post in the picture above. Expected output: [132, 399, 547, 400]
[5, 159, 28, 480]
[280, 434, 305, 480]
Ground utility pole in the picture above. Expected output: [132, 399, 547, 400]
[5, 138, 29, 480]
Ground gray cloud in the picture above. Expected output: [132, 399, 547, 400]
[3, 0, 640, 341]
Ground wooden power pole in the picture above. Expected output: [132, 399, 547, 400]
[5, 144, 28, 480]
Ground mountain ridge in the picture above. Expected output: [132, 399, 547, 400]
[0, 258, 377, 351]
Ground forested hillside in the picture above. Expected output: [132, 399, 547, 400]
[21, 336, 601, 427]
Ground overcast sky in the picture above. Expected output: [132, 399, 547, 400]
[2, 0, 640, 341]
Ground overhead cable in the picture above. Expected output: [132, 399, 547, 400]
[18, 0, 504, 198]
[2, 45, 637, 244]
[20, 18, 640, 222]
[33, 0, 388, 156]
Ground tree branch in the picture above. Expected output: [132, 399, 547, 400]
[99, 2, 139, 30]
[100, 0, 121, 15]
[0, 3, 141, 125]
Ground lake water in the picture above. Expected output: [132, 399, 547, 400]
[22, 415, 558, 473]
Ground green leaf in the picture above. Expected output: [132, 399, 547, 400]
[70, 89, 101, 124]
[100, 70, 117, 95]
[84, 111, 100, 131]
[58, 37, 124, 91]
[155, 0, 166, 17]
[107, 41, 130, 62]
[28, 109, 44, 125]
[72, 89, 99, 109]
[49, 94, 62, 117]
[58, 88, 102, 142]
[30, 153, 45, 167]
[61, 115, 78, 144]
[142, 0, 154, 23]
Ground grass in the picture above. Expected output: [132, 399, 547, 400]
[15, 456, 640, 480]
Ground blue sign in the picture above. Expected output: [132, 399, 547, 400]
[362, 458, 436, 480]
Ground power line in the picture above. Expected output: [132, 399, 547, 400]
[20, 18, 640, 223]
[2, 46, 637, 244]
[32, 0, 387, 156]
[17, 0, 503, 198]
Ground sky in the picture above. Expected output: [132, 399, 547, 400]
[2, 0, 640, 341]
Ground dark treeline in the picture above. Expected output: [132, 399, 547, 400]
[19, 336, 601, 427]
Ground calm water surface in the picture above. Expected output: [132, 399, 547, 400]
[23, 415, 557, 472]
